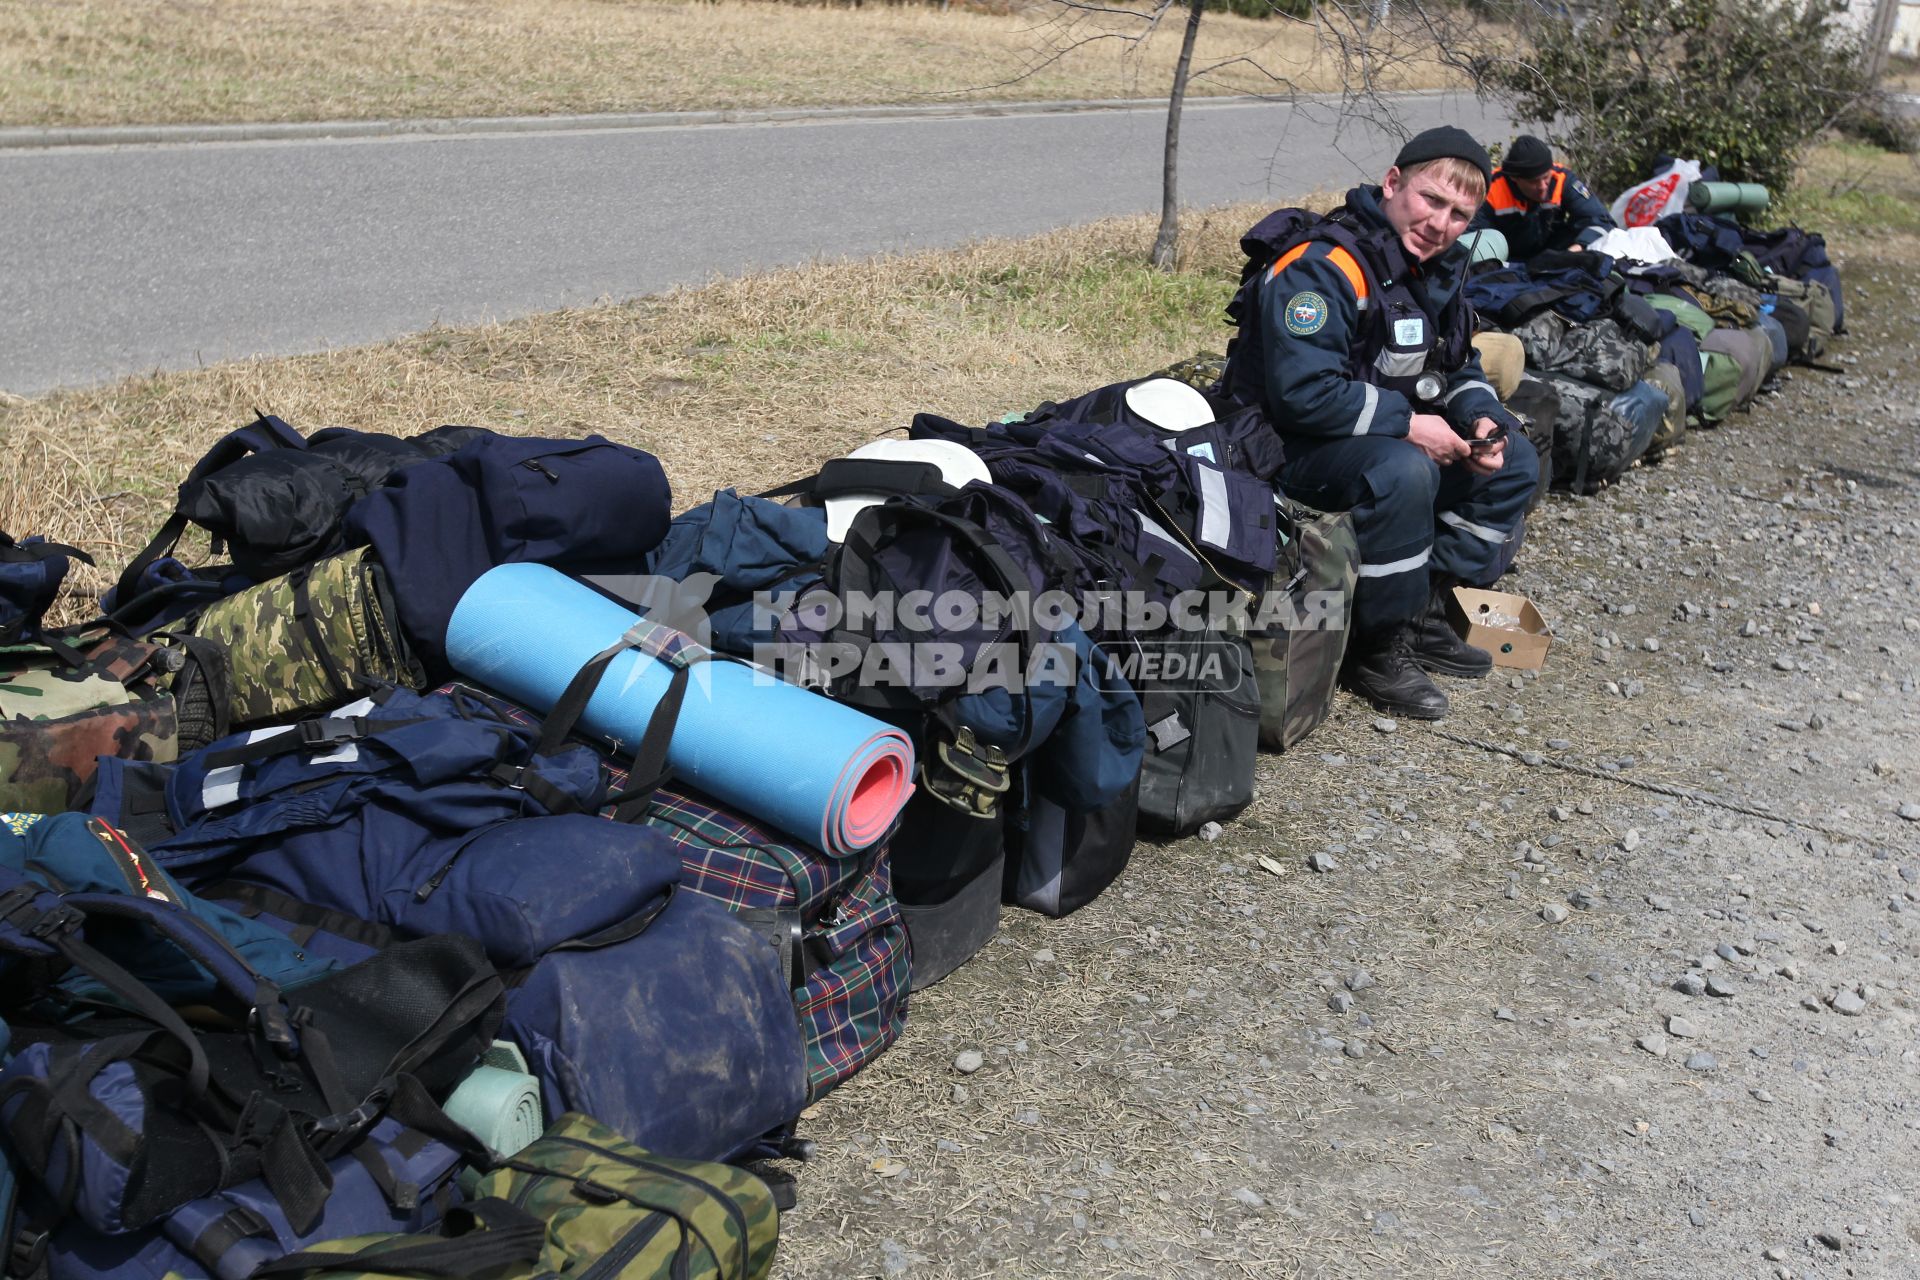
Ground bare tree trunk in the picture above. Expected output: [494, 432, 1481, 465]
[1149, 0, 1206, 271]
[1865, 0, 1898, 82]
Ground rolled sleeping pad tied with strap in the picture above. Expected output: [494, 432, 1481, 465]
[445, 563, 915, 856]
[1687, 182, 1770, 213]
[442, 1064, 544, 1161]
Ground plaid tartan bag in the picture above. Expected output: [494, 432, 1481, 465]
[440, 684, 909, 1101]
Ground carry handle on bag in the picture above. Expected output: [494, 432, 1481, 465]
[112, 414, 308, 610]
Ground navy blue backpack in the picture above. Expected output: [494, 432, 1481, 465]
[343, 434, 675, 674]
[1, 534, 93, 651]
[90, 688, 809, 1165]
[0, 814, 503, 1266]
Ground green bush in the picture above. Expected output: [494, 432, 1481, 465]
[1478, 0, 1878, 200]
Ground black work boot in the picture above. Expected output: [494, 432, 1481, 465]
[1409, 579, 1492, 679]
[1341, 625, 1449, 720]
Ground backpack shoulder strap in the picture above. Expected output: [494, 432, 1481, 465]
[112, 415, 308, 607]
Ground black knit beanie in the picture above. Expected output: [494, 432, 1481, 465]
[1392, 126, 1492, 185]
[1503, 135, 1554, 178]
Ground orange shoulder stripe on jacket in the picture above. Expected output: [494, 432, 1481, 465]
[1268, 242, 1369, 303]
[1485, 174, 1526, 213]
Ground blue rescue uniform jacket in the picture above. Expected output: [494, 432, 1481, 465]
[1224, 185, 1507, 446]
[1470, 165, 1615, 262]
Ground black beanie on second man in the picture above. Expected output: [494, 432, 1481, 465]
[1503, 135, 1554, 178]
[1391, 126, 1492, 185]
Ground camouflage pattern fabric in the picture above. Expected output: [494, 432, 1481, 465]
[1510, 310, 1569, 372]
[1251, 502, 1358, 752]
[186, 547, 422, 728]
[192, 1112, 782, 1280]
[1537, 318, 1654, 393]
[1678, 283, 1760, 330]
[1506, 377, 1562, 510]
[0, 629, 177, 814]
[1538, 373, 1649, 495]
[1152, 351, 1229, 396]
[1642, 361, 1688, 459]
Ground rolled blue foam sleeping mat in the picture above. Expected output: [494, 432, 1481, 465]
[446, 563, 914, 856]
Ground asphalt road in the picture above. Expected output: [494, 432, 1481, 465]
[0, 92, 1509, 396]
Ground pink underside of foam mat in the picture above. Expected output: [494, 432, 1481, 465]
[843, 751, 911, 845]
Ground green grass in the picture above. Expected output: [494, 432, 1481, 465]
[1773, 141, 1920, 237]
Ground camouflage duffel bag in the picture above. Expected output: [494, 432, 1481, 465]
[223, 1112, 781, 1280]
[0, 626, 178, 813]
[1251, 500, 1358, 752]
[173, 546, 423, 750]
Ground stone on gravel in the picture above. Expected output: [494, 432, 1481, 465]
[1308, 852, 1341, 873]
[1898, 802, 1920, 822]
[1032, 949, 1055, 964]
[1231, 1187, 1266, 1209]
[950, 1084, 970, 1103]
[1684, 1052, 1719, 1072]
[1636, 1033, 1669, 1057]
[1372, 718, 1398, 734]
[1667, 1015, 1700, 1039]
[953, 1050, 985, 1075]
[1346, 968, 1376, 993]
[1675, 973, 1707, 996]
[1705, 974, 1736, 999]
[1542, 904, 1570, 923]
[1621, 829, 1642, 852]
[1648, 894, 1673, 911]
[1550, 805, 1573, 822]
[1752, 1088, 1775, 1103]
[1577, 800, 1596, 816]
[1830, 989, 1868, 1016]
[1547, 738, 1573, 750]
[1494, 1007, 1517, 1022]
[1643, 637, 1662, 652]
[1343, 1039, 1367, 1059]
[1198, 822, 1223, 842]
[1773, 656, 1796, 672]
[1329, 991, 1354, 1014]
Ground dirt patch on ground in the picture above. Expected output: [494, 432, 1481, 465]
[771, 249, 1920, 1278]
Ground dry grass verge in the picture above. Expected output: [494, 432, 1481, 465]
[1, 197, 1342, 613]
[0, 0, 1459, 129]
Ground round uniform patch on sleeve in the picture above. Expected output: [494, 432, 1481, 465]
[1284, 290, 1329, 336]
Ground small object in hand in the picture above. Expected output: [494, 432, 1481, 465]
[1469, 422, 1511, 451]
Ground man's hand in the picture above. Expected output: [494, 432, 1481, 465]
[1407, 414, 1469, 465]
[1567, 244, 1586, 253]
[1463, 417, 1508, 476]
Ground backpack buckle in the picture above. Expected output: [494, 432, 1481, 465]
[25, 903, 83, 940]
[297, 715, 368, 748]
[10, 1226, 49, 1278]
[925, 727, 1009, 819]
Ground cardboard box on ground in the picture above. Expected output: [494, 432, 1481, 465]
[1447, 587, 1552, 670]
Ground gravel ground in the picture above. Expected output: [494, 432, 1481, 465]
[772, 240, 1920, 1280]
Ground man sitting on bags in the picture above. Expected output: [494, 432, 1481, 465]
[1220, 126, 1539, 720]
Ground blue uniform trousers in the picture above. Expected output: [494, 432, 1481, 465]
[1278, 432, 1540, 636]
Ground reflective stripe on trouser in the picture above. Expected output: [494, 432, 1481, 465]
[1278, 431, 1541, 636]
[1277, 434, 1438, 637]
[1430, 431, 1540, 587]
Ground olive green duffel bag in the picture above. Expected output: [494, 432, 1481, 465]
[1250, 500, 1359, 752]
[222, 1113, 781, 1280]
